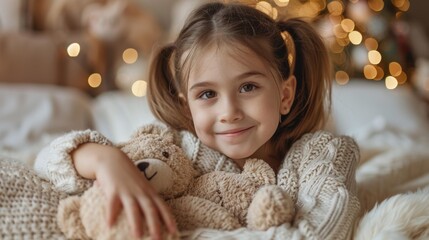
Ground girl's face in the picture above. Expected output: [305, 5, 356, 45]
[186, 44, 295, 161]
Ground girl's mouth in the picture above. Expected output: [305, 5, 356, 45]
[217, 126, 253, 136]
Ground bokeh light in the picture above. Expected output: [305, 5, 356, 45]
[335, 71, 349, 85]
[123, 48, 139, 64]
[368, 50, 382, 65]
[67, 43, 80, 57]
[132, 80, 147, 97]
[88, 73, 102, 88]
[385, 76, 398, 89]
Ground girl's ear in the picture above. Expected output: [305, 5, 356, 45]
[280, 75, 296, 115]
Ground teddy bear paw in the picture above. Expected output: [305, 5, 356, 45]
[247, 185, 295, 230]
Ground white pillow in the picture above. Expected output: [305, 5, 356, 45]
[330, 80, 429, 138]
[0, 84, 93, 150]
[91, 91, 156, 143]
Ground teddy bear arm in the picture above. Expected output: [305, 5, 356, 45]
[167, 196, 242, 231]
[243, 159, 276, 185]
[247, 185, 295, 231]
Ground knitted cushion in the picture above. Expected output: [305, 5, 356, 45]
[0, 158, 66, 239]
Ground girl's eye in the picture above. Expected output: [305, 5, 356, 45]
[240, 83, 257, 93]
[199, 90, 216, 99]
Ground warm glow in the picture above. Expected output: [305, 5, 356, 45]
[375, 66, 385, 80]
[332, 52, 347, 65]
[364, 38, 379, 50]
[368, 0, 384, 12]
[273, 0, 289, 7]
[67, 43, 80, 57]
[389, 62, 402, 77]
[337, 37, 350, 47]
[335, 71, 349, 85]
[330, 42, 344, 53]
[132, 80, 147, 97]
[341, 18, 355, 32]
[364, 65, 377, 79]
[385, 76, 398, 89]
[349, 31, 363, 45]
[368, 50, 382, 64]
[327, 1, 344, 16]
[88, 73, 102, 88]
[392, 0, 405, 8]
[397, 0, 410, 11]
[396, 71, 407, 84]
[334, 24, 348, 39]
[123, 48, 138, 64]
[256, 1, 276, 19]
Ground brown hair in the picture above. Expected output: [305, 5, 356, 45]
[147, 2, 331, 160]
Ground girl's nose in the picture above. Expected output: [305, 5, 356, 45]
[219, 98, 244, 123]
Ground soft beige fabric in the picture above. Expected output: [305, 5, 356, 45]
[33, 124, 360, 239]
[0, 158, 66, 239]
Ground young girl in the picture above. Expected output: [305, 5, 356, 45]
[35, 2, 360, 239]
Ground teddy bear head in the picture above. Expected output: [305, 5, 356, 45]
[57, 125, 195, 239]
[117, 125, 196, 199]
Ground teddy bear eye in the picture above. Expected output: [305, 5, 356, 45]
[162, 151, 169, 158]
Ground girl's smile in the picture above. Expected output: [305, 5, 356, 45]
[216, 126, 255, 143]
[186, 43, 294, 161]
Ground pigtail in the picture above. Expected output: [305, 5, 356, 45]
[273, 19, 332, 155]
[147, 44, 193, 131]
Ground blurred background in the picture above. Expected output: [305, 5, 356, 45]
[0, 0, 428, 101]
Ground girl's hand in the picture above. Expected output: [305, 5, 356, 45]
[72, 143, 177, 239]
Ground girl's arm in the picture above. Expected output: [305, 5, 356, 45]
[34, 128, 177, 239]
[34, 129, 112, 193]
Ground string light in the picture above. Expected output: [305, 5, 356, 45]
[132, 80, 147, 97]
[364, 65, 377, 80]
[335, 71, 349, 85]
[349, 31, 363, 45]
[88, 73, 102, 88]
[385, 76, 398, 89]
[67, 43, 80, 57]
[123, 48, 139, 64]
[368, 50, 382, 65]
[68, 0, 420, 93]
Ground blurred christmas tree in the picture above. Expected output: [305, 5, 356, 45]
[238, 0, 413, 89]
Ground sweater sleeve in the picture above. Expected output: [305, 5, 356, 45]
[275, 130, 361, 239]
[34, 129, 113, 194]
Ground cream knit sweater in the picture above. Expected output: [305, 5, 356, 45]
[3, 124, 360, 239]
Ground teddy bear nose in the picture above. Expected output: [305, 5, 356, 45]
[137, 162, 149, 172]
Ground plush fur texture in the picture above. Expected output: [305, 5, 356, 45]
[57, 126, 195, 239]
[57, 125, 294, 239]
[169, 159, 295, 231]
[354, 187, 429, 240]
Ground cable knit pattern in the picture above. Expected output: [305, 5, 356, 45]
[30, 125, 359, 239]
[34, 129, 112, 194]
[180, 131, 241, 175]
[183, 130, 360, 240]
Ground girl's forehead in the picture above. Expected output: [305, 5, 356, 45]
[188, 42, 266, 75]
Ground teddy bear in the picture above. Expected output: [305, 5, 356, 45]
[56, 125, 295, 239]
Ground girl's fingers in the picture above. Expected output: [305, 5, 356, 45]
[153, 196, 177, 234]
[107, 195, 122, 227]
[138, 195, 162, 240]
[122, 197, 144, 238]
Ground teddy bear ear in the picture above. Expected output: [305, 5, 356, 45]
[131, 124, 164, 138]
[131, 124, 179, 144]
[159, 128, 176, 143]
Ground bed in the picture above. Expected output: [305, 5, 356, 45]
[1, 80, 429, 239]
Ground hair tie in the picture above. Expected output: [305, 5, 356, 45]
[280, 31, 296, 76]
